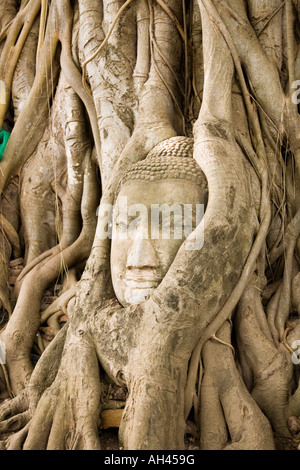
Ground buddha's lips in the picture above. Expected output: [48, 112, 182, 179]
[125, 280, 157, 289]
[124, 270, 160, 289]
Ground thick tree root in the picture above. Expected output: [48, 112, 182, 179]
[236, 279, 294, 437]
[200, 322, 275, 450]
[23, 327, 101, 450]
[4, 422, 31, 450]
[0, 324, 67, 448]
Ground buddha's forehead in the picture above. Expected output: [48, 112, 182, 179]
[115, 178, 204, 207]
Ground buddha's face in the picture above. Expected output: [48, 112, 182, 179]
[111, 178, 205, 307]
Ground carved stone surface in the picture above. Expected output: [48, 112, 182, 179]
[111, 137, 208, 307]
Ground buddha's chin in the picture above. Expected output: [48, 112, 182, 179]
[124, 286, 154, 306]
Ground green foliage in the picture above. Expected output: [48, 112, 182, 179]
[0, 127, 10, 161]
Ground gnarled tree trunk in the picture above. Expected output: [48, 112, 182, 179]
[0, 0, 299, 451]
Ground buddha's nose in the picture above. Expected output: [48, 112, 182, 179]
[126, 238, 159, 269]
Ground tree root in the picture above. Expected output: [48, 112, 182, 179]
[23, 327, 101, 450]
[36, 0, 48, 63]
[0, 391, 28, 423]
[200, 322, 275, 450]
[0, 0, 60, 194]
[0, 410, 30, 434]
[236, 279, 294, 437]
[1, 153, 99, 395]
[3, 233, 95, 395]
[0, 0, 41, 126]
[4, 422, 31, 450]
[40, 286, 76, 335]
[0, 324, 67, 447]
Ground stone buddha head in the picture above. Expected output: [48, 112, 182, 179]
[111, 137, 208, 307]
